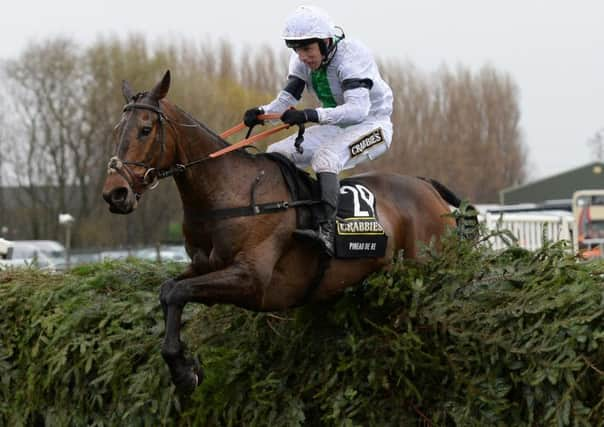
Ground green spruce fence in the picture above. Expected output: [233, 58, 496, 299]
[1, 231, 604, 426]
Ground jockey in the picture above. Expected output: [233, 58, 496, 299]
[243, 5, 394, 256]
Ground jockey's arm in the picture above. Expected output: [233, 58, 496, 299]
[316, 81, 372, 126]
[260, 75, 305, 115]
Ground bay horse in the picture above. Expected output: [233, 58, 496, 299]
[102, 71, 473, 394]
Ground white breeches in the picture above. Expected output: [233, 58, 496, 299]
[266, 118, 393, 174]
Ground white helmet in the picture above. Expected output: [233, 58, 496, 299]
[282, 5, 336, 46]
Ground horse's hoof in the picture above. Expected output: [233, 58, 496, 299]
[191, 357, 204, 386]
[175, 372, 198, 395]
[174, 358, 204, 395]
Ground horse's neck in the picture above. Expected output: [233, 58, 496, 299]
[168, 107, 258, 210]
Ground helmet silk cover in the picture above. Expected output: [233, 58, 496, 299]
[282, 5, 336, 41]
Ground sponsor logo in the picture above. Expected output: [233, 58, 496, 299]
[337, 218, 385, 235]
[349, 128, 385, 158]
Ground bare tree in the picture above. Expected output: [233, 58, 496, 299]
[358, 62, 526, 203]
[5, 38, 102, 238]
[588, 128, 604, 162]
[0, 95, 7, 235]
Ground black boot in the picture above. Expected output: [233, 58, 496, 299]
[293, 172, 339, 256]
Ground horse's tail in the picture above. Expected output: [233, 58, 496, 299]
[419, 176, 462, 208]
[418, 176, 479, 240]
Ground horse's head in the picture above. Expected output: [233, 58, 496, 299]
[102, 70, 175, 214]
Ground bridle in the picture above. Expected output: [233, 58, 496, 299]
[107, 100, 190, 198]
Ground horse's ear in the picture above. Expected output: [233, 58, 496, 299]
[150, 70, 171, 101]
[122, 80, 135, 102]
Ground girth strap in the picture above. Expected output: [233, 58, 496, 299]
[196, 199, 320, 221]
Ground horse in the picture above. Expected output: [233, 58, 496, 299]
[102, 70, 475, 394]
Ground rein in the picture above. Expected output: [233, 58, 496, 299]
[107, 102, 316, 219]
[158, 112, 295, 177]
[107, 102, 302, 193]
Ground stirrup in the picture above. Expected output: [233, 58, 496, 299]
[293, 226, 334, 256]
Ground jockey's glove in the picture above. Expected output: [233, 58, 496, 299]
[281, 109, 319, 126]
[243, 107, 264, 127]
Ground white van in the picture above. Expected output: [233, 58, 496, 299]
[0, 239, 56, 271]
[15, 240, 66, 268]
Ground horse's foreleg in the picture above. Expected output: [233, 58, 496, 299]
[161, 301, 202, 394]
[159, 263, 206, 321]
[158, 262, 211, 394]
[160, 263, 264, 393]
[164, 263, 261, 307]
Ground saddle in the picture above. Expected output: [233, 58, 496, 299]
[263, 153, 388, 258]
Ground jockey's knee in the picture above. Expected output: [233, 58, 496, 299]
[269, 138, 313, 168]
[266, 143, 280, 154]
[311, 148, 344, 174]
[267, 139, 295, 161]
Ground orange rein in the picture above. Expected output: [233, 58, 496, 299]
[211, 113, 289, 159]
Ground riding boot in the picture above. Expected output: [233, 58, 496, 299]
[294, 172, 339, 256]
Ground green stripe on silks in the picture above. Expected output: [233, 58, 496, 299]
[311, 68, 337, 108]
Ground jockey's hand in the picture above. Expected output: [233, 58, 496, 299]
[281, 108, 319, 126]
[243, 107, 264, 127]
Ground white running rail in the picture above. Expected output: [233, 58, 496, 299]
[480, 213, 575, 251]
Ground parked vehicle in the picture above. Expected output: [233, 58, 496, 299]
[134, 245, 189, 263]
[572, 190, 604, 259]
[14, 240, 67, 268]
[0, 239, 56, 271]
[0, 238, 12, 260]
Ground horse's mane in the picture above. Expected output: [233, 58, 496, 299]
[171, 103, 256, 159]
[131, 91, 256, 159]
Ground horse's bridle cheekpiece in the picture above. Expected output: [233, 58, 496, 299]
[107, 100, 189, 197]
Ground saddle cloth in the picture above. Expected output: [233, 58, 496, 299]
[263, 153, 388, 258]
[334, 180, 388, 258]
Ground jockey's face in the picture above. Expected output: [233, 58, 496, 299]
[293, 41, 323, 70]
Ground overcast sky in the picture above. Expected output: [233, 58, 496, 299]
[1, 0, 602, 180]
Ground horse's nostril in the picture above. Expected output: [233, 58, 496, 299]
[111, 187, 129, 203]
[102, 191, 111, 204]
[103, 187, 129, 205]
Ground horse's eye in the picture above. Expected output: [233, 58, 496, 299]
[140, 126, 152, 137]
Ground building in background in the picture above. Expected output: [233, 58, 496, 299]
[501, 162, 604, 205]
